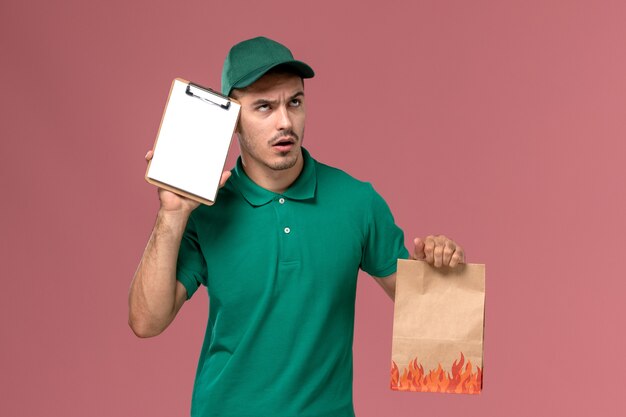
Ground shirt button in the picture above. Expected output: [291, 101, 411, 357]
[284, 227, 291, 234]
[279, 198, 285, 204]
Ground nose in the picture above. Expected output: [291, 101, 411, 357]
[275, 105, 293, 131]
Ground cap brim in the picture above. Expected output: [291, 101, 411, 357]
[231, 60, 315, 91]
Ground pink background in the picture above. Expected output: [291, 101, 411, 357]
[1, 1, 623, 416]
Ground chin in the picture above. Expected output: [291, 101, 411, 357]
[269, 157, 298, 171]
[269, 151, 300, 171]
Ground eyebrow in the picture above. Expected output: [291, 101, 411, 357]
[251, 91, 304, 107]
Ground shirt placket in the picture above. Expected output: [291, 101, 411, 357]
[274, 195, 298, 262]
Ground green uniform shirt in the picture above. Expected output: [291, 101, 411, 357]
[177, 148, 408, 417]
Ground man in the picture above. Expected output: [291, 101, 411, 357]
[129, 36, 464, 417]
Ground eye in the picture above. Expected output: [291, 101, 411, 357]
[289, 98, 301, 107]
[256, 103, 270, 112]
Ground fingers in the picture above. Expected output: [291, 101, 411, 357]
[423, 236, 436, 265]
[145, 150, 154, 162]
[412, 237, 426, 260]
[414, 235, 465, 268]
[219, 171, 232, 188]
[449, 249, 464, 268]
[442, 240, 456, 266]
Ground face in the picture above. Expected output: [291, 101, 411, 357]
[233, 72, 306, 174]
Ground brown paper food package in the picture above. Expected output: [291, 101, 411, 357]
[390, 259, 486, 394]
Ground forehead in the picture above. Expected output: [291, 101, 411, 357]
[238, 73, 304, 99]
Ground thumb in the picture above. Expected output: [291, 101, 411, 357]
[219, 171, 232, 188]
[413, 237, 426, 260]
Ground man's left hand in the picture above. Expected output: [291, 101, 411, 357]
[412, 235, 465, 268]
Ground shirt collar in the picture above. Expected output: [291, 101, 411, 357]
[231, 147, 317, 207]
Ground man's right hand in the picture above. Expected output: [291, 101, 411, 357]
[129, 150, 232, 338]
[145, 150, 232, 214]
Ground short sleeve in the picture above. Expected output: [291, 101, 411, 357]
[176, 213, 208, 299]
[360, 185, 410, 277]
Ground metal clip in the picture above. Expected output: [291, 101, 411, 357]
[185, 83, 230, 109]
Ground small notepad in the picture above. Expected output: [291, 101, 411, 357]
[146, 78, 241, 205]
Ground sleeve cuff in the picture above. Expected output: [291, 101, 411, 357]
[176, 270, 200, 300]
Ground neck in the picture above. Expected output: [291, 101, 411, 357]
[240, 152, 304, 194]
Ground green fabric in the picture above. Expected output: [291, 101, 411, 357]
[221, 36, 315, 96]
[177, 148, 408, 417]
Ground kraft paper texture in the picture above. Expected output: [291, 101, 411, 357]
[390, 259, 485, 394]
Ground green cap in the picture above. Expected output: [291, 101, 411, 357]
[221, 36, 315, 96]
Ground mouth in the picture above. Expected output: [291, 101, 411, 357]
[271, 136, 296, 152]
